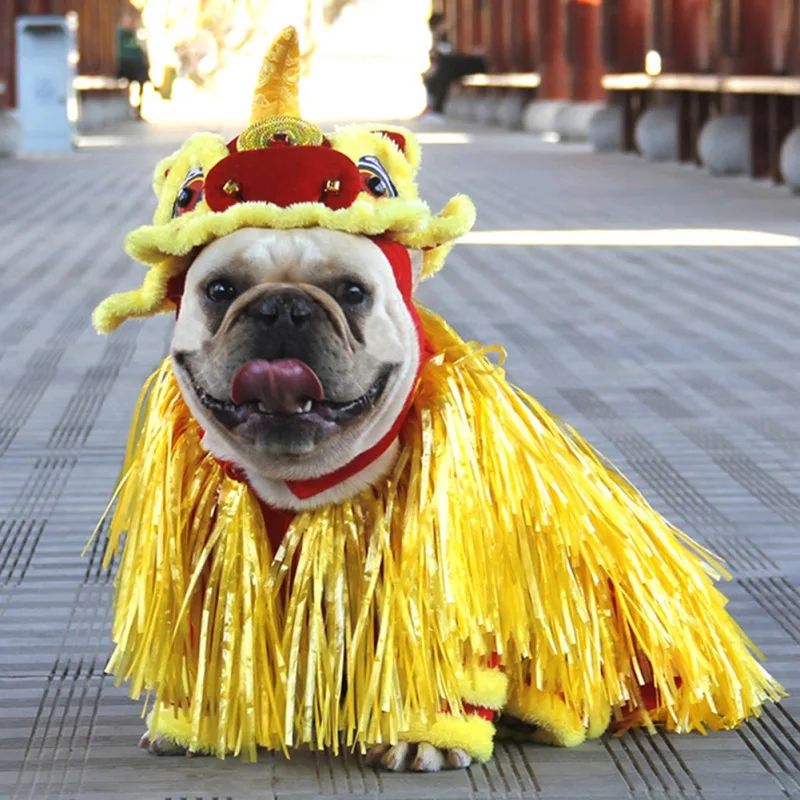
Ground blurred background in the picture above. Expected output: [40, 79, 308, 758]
[1, 0, 436, 130]
[2, 0, 800, 180]
[1, 3, 800, 800]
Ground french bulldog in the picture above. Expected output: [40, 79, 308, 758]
[98, 26, 783, 773]
[138, 226, 476, 771]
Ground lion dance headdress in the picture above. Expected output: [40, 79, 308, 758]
[93, 28, 784, 763]
[93, 26, 474, 335]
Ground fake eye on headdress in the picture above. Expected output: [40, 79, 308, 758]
[358, 155, 397, 198]
[172, 167, 205, 218]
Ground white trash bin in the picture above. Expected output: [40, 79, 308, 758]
[16, 13, 78, 154]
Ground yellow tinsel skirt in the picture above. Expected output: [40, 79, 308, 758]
[99, 306, 784, 760]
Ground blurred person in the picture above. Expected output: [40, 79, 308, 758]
[421, 12, 487, 121]
[175, 28, 220, 87]
[159, 63, 178, 101]
[116, 7, 152, 119]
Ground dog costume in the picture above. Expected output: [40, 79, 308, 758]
[93, 27, 784, 762]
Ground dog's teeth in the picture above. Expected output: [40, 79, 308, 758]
[257, 402, 268, 413]
[302, 400, 313, 413]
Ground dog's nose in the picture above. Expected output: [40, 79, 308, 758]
[251, 291, 314, 328]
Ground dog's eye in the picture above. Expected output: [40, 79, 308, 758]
[336, 281, 368, 307]
[205, 279, 238, 303]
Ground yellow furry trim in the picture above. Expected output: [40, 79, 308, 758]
[92, 257, 185, 334]
[459, 668, 508, 711]
[91, 61, 477, 335]
[373, 123, 423, 172]
[125, 198, 431, 267]
[505, 687, 589, 747]
[151, 153, 173, 198]
[151, 133, 230, 226]
[331, 125, 421, 200]
[251, 27, 300, 121]
[91, 24, 477, 333]
[149, 708, 497, 762]
[508, 682, 612, 743]
[104, 187, 474, 331]
[420, 243, 453, 280]
[98, 306, 783, 760]
[400, 714, 496, 762]
[395, 195, 477, 262]
[588, 704, 612, 739]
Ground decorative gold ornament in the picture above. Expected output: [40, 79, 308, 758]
[238, 116, 324, 152]
[250, 26, 301, 122]
[222, 179, 241, 196]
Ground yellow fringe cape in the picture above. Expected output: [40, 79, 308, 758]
[100, 306, 784, 760]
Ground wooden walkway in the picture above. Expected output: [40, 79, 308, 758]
[1, 120, 799, 799]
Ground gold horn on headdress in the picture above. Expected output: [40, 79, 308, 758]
[250, 26, 301, 122]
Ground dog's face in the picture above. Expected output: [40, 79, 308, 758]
[172, 227, 421, 481]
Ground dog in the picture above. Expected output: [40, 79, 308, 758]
[95, 26, 782, 774]
[140, 226, 476, 771]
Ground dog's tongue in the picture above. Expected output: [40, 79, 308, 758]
[230, 359, 324, 414]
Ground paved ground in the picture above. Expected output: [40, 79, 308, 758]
[1, 120, 799, 799]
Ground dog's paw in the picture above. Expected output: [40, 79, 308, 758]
[495, 712, 539, 741]
[138, 732, 198, 757]
[365, 741, 473, 772]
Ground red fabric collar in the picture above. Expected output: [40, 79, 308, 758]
[284, 238, 425, 499]
[208, 238, 427, 501]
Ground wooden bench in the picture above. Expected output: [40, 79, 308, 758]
[453, 72, 541, 128]
[724, 77, 800, 179]
[461, 72, 541, 90]
[73, 75, 129, 92]
[602, 72, 800, 181]
[73, 75, 133, 130]
[603, 73, 721, 164]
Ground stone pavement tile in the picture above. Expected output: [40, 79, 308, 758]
[1, 120, 799, 798]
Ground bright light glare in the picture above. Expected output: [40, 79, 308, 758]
[75, 136, 128, 148]
[415, 133, 472, 144]
[645, 50, 662, 76]
[66, 97, 79, 124]
[460, 229, 800, 247]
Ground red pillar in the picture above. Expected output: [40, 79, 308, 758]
[471, 0, 484, 52]
[657, 0, 700, 72]
[513, 0, 537, 72]
[0, 2, 16, 110]
[445, 0, 463, 51]
[568, 0, 605, 100]
[771, 0, 800, 73]
[490, 0, 508, 72]
[610, 0, 646, 72]
[538, 0, 569, 98]
[454, 0, 470, 52]
[692, 0, 715, 71]
[734, 0, 775, 73]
